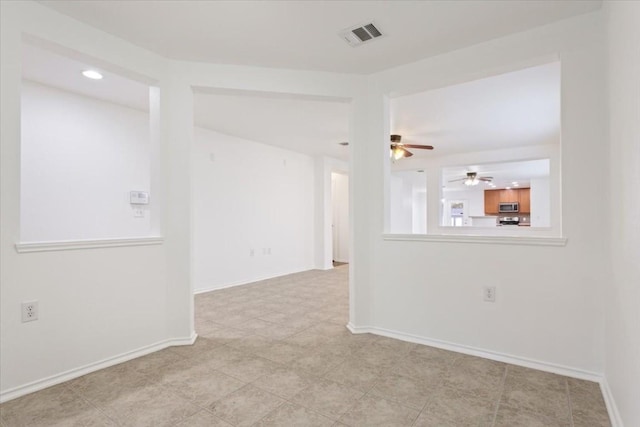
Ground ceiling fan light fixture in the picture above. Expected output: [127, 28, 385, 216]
[391, 146, 406, 160]
[464, 177, 480, 186]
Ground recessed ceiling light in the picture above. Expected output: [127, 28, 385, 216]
[82, 70, 103, 80]
[506, 186, 512, 190]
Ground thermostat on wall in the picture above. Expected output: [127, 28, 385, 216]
[130, 191, 149, 205]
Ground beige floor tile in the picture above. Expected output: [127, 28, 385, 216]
[173, 410, 233, 426]
[290, 379, 364, 420]
[252, 367, 316, 399]
[208, 384, 285, 427]
[190, 343, 247, 367]
[324, 358, 384, 392]
[414, 385, 497, 427]
[253, 402, 334, 427]
[290, 350, 346, 377]
[100, 383, 200, 427]
[393, 352, 448, 387]
[338, 395, 419, 426]
[442, 354, 506, 396]
[216, 355, 280, 382]
[352, 344, 402, 369]
[66, 362, 153, 406]
[160, 366, 246, 407]
[0, 385, 116, 427]
[368, 372, 435, 410]
[494, 404, 570, 427]
[168, 336, 221, 358]
[568, 378, 611, 427]
[124, 348, 184, 377]
[500, 365, 571, 422]
[226, 334, 276, 354]
[194, 321, 250, 345]
[258, 341, 308, 364]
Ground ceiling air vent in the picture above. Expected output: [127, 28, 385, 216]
[339, 22, 384, 47]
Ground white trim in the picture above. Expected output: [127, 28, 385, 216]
[346, 323, 601, 382]
[15, 236, 164, 253]
[194, 267, 316, 294]
[0, 333, 196, 404]
[383, 233, 568, 247]
[600, 377, 624, 427]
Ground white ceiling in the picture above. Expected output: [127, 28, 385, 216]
[24, 3, 563, 165]
[39, 0, 600, 74]
[390, 61, 561, 158]
[194, 90, 350, 160]
[441, 159, 550, 190]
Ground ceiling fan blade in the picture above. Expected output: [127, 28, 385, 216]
[479, 177, 494, 182]
[404, 149, 414, 157]
[401, 144, 434, 150]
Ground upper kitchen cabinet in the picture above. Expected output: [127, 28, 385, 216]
[484, 190, 501, 215]
[518, 188, 531, 213]
[484, 187, 531, 214]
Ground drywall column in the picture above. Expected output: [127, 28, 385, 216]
[0, 4, 22, 396]
[163, 75, 195, 340]
[349, 88, 387, 328]
[605, 2, 640, 426]
[314, 157, 333, 270]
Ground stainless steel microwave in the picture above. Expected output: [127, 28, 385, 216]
[498, 202, 519, 213]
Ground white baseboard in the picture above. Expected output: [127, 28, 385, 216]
[0, 333, 197, 404]
[600, 377, 624, 427]
[346, 323, 603, 382]
[194, 267, 315, 294]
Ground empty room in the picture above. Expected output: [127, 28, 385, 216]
[1, 1, 638, 426]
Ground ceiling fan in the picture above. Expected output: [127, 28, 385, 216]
[390, 134, 434, 160]
[449, 172, 494, 186]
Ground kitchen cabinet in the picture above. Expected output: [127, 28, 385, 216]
[484, 190, 501, 215]
[484, 187, 531, 214]
[518, 188, 531, 213]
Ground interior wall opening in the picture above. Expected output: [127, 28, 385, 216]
[191, 87, 351, 295]
[19, 38, 160, 244]
[387, 61, 562, 237]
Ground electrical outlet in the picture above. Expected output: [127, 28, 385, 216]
[134, 207, 144, 218]
[483, 286, 496, 302]
[22, 301, 38, 322]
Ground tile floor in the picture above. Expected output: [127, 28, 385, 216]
[1, 266, 611, 426]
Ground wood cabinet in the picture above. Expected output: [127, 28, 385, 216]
[518, 188, 531, 213]
[484, 190, 501, 215]
[484, 187, 531, 214]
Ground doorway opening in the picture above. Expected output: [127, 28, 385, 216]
[331, 171, 349, 267]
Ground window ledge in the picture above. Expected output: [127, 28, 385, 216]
[383, 233, 567, 247]
[15, 236, 164, 253]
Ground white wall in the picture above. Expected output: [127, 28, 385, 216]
[412, 190, 427, 234]
[193, 127, 315, 292]
[442, 187, 485, 222]
[1, 1, 194, 402]
[20, 80, 152, 242]
[390, 170, 427, 233]
[530, 177, 551, 227]
[350, 12, 608, 381]
[605, 2, 640, 426]
[331, 172, 349, 263]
